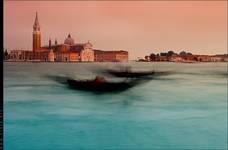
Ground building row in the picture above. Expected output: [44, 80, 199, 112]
[4, 12, 128, 62]
[142, 53, 228, 62]
[5, 48, 128, 62]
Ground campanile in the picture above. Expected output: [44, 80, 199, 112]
[33, 12, 41, 52]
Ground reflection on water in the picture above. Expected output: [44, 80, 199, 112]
[4, 62, 227, 150]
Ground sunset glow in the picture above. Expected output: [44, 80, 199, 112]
[4, 1, 227, 59]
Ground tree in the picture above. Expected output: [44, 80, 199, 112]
[160, 52, 167, 56]
[4, 49, 8, 60]
[179, 51, 187, 56]
[145, 55, 150, 61]
[186, 52, 192, 56]
[167, 51, 175, 57]
[150, 53, 156, 61]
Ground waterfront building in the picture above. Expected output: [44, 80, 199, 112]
[158, 56, 168, 61]
[143, 52, 228, 62]
[7, 50, 25, 61]
[6, 12, 128, 62]
[94, 50, 128, 62]
[212, 54, 228, 62]
[196, 55, 212, 62]
[48, 50, 54, 62]
[169, 56, 183, 62]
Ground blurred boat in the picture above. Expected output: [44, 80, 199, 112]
[67, 76, 135, 92]
[107, 68, 155, 78]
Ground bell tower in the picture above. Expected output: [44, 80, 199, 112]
[33, 12, 41, 52]
[49, 38, 52, 48]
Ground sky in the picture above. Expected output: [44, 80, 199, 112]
[4, 1, 227, 59]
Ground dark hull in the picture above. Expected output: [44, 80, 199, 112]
[67, 79, 134, 92]
[108, 70, 155, 78]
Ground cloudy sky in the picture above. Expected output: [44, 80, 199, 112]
[4, 1, 227, 59]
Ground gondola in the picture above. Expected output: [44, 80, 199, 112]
[67, 76, 135, 92]
[107, 69, 155, 78]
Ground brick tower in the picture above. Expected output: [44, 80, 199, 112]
[33, 12, 41, 52]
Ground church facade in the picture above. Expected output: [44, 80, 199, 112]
[8, 12, 128, 62]
[41, 34, 95, 62]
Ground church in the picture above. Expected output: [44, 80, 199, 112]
[26, 12, 128, 62]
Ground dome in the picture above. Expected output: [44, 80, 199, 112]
[64, 34, 75, 45]
[84, 41, 93, 48]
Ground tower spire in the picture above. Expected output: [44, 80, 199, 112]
[33, 11, 41, 52]
[35, 12, 39, 25]
[33, 11, 40, 31]
[55, 38, 58, 45]
[49, 37, 52, 47]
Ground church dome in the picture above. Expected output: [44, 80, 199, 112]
[64, 34, 75, 45]
[84, 41, 93, 48]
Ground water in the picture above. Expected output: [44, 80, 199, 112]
[4, 62, 227, 149]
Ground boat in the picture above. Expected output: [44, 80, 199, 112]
[67, 76, 135, 92]
[107, 69, 155, 78]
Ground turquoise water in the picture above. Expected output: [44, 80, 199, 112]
[4, 62, 227, 149]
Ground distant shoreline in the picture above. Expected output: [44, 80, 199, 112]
[3, 60, 126, 63]
[3, 60, 227, 63]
